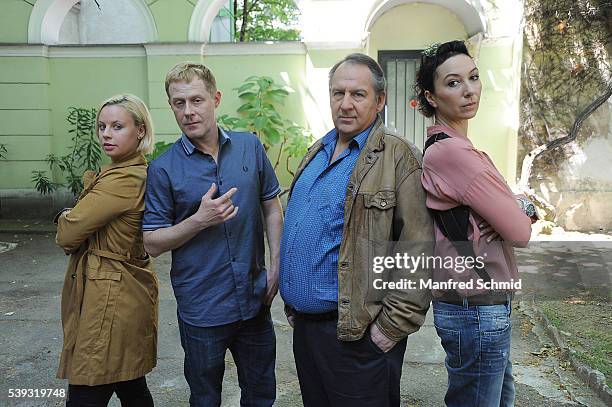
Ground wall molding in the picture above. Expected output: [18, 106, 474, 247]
[0, 43, 307, 58]
[201, 42, 306, 56]
[48, 45, 146, 58]
[0, 46, 49, 57]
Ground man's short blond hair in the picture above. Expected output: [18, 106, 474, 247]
[96, 94, 155, 155]
[165, 62, 217, 98]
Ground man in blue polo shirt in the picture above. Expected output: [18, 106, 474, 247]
[143, 62, 283, 407]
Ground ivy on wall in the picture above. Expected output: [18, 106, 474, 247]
[517, 0, 612, 217]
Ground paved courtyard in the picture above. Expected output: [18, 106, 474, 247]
[0, 232, 609, 406]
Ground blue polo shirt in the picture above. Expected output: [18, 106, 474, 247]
[280, 125, 372, 313]
[143, 129, 280, 327]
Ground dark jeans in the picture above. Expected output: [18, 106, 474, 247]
[293, 316, 408, 407]
[178, 307, 276, 407]
[433, 299, 515, 407]
[66, 376, 153, 407]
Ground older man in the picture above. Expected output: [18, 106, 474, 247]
[143, 62, 283, 406]
[280, 53, 433, 406]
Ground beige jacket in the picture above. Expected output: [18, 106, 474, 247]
[56, 154, 158, 385]
[289, 116, 434, 342]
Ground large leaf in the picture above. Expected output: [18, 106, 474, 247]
[254, 116, 268, 130]
[265, 127, 281, 145]
[238, 91, 258, 101]
[236, 82, 256, 93]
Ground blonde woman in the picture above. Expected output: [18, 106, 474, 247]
[55, 94, 158, 406]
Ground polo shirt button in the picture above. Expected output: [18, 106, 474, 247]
[219, 180, 223, 186]
[232, 257, 236, 262]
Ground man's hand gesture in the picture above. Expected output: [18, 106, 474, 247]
[193, 183, 239, 229]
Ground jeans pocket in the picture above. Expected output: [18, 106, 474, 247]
[480, 314, 511, 366]
[434, 324, 462, 369]
[480, 313, 511, 334]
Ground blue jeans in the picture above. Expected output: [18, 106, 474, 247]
[433, 299, 515, 407]
[178, 308, 276, 407]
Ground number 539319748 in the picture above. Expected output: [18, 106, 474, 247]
[8, 388, 66, 398]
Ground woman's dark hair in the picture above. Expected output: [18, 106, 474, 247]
[414, 40, 472, 118]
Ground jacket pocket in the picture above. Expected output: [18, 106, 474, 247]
[363, 190, 396, 242]
[362, 191, 397, 302]
[82, 260, 122, 356]
[363, 190, 397, 210]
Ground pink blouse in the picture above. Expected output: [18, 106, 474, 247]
[421, 124, 532, 298]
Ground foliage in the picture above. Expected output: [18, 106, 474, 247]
[33, 107, 102, 196]
[146, 141, 173, 163]
[217, 75, 311, 177]
[0, 143, 7, 160]
[226, 0, 301, 42]
[31, 171, 56, 195]
[519, 0, 611, 172]
[517, 0, 612, 218]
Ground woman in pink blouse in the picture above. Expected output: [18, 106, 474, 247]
[416, 40, 536, 407]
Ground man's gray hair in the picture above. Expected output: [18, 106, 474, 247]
[328, 53, 386, 95]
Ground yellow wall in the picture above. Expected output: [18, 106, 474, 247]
[368, 3, 467, 54]
[367, 3, 520, 184]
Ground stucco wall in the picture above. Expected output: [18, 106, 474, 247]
[0, 0, 529, 220]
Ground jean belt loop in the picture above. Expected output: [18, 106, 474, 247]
[462, 297, 469, 308]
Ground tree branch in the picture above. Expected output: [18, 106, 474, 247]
[273, 137, 286, 170]
[247, 0, 260, 13]
[538, 81, 612, 158]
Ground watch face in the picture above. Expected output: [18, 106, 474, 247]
[519, 198, 536, 217]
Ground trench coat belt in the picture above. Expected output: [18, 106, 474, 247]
[88, 248, 130, 261]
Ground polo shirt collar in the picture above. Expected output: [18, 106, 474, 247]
[180, 127, 231, 156]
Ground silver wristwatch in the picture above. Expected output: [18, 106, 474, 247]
[517, 197, 536, 218]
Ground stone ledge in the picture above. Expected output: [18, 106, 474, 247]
[522, 299, 612, 405]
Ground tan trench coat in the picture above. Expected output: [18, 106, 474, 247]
[55, 154, 158, 386]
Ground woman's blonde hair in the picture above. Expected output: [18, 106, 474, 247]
[96, 94, 155, 155]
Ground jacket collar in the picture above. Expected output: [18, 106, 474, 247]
[289, 115, 387, 199]
[100, 153, 146, 174]
[362, 114, 385, 153]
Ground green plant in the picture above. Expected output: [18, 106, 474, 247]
[217, 76, 311, 177]
[31, 170, 56, 195]
[221, 0, 301, 42]
[0, 143, 7, 160]
[33, 107, 101, 196]
[146, 141, 173, 163]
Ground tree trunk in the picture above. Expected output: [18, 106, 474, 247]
[233, 0, 238, 40]
[517, 81, 612, 218]
[239, 0, 248, 42]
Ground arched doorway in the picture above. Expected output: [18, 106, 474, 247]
[365, 0, 486, 147]
[28, 0, 157, 45]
